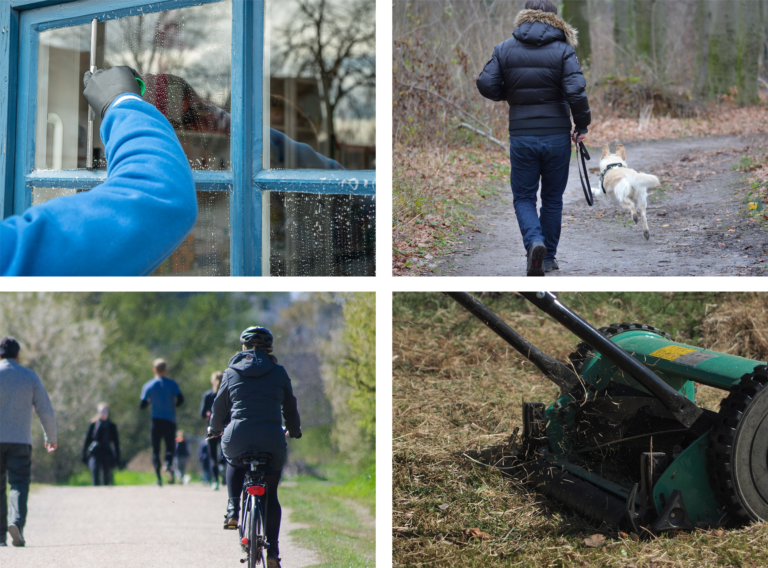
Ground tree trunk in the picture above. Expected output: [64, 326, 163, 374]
[694, 0, 711, 98]
[706, 0, 738, 98]
[614, 0, 635, 71]
[562, 0, 591, 64]
[737, 0, 762, 105]
[635, 0, 666, 79]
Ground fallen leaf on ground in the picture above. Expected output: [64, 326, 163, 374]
[583, 534, 606, 548]
[437, 503, 450, 511]
[712, 529, 725, 537]
[464, 528, 491, 540]
[618, 531, 629, 538]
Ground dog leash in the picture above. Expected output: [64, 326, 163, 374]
[575, 140, 594, 207]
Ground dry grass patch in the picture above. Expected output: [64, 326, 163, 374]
[393, 292, 768, 568]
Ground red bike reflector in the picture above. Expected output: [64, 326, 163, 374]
[247, 486, 266, 496]
[241, 537, 249, 545]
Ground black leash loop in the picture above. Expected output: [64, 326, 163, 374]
[575, 140, 594, 207]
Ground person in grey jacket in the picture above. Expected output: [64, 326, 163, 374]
[208, 326, 301, 568]
[0, 337, 57, 547]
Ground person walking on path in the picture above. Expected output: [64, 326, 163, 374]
[81, 402, 121, 486]
[200, 371, 224, 491]
[0, 337, 57, 547]
[208, 327, 302, 568]
[140, 359, 184, 486]
[477, 0, 591, 276]
[173, 431, 190, 483]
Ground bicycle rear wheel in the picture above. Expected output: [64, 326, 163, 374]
[249, 496, 268, 568]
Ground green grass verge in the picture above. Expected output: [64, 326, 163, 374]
[280, 469, 375, 568]
[65, 470, 158, 486]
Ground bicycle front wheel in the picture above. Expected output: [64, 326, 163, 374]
[249, 496, 267, 568]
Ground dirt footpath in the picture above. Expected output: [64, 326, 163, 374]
[1, 484, 318, 568]
[436, 134, 768, 276]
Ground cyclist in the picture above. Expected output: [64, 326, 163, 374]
[208, 327, 302, 568]
[140, 358, 184, 486]
[200, 371, 224, 490]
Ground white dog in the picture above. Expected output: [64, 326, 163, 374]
[592, 144, 660, 240]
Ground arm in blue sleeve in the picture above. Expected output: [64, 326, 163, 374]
[270, 129, 344, 170]
[1, 97, 197, 276]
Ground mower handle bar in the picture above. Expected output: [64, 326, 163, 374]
[519, 292, 710, 434]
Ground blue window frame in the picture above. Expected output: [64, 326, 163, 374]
[0, 0, 376, 276]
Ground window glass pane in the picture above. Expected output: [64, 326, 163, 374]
[151, 191, 231, 276]
[31, 189, 230, 276]
[267, 0, 375, 170]
[269, 193, 375, 276]
[35, 0, 232, 172]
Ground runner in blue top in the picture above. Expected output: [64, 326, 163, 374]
[140, 358, 184, 486]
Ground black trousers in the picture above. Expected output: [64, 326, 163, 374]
[150, 418, 176, 477]
[207, 437, 220, 483]
[88, 455, 113, 486]
[227, 464, 282, 558]
[0, 443, 32, 535]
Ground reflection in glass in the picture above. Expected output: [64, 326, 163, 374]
[267, 0, 376, 170]
[35, 0, 232, 171]
[269, 193, 375, 276]
[31, 188, 230, 276]
[152, 191, 230, 276]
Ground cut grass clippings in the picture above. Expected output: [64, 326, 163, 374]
[393, 292, 768, 568]
[280, 472, 375, 568]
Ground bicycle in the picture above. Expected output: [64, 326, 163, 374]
[238, 453, 271, 568]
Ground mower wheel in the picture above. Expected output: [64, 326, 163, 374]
[568, 323, 671, 373]
[708, 366, 768, 523]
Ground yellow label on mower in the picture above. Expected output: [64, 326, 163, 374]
[650, 345, 697, 361]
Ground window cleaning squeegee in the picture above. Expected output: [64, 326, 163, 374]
[86, 17, 97, 171]
[85, 18, 145, 171]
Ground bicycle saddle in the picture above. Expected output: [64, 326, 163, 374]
[241, 452, 272, 465]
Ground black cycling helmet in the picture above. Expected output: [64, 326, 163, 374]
[240, 326, 273, 349]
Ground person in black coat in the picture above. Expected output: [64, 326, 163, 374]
[477, 0, 591, 276]
[200, 371, 223, 490]
[208, 326, 301, 568]
[81, 403, 120, 486]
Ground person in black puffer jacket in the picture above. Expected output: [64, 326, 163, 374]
[81, 403, 120, 486]
[208, 326, 301, 568]
[477, 0, 590, 276]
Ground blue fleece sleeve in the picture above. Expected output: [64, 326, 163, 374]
[0, 98, 197, 276]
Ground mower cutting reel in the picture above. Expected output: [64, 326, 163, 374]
[447, 292, 768, 533]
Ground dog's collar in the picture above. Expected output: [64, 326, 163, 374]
[600, 162, 625, 194]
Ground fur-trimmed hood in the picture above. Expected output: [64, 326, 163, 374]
[513, 9, 578, 48]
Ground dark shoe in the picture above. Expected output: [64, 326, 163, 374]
[224, 498, 240, 530]
[8, 524, 24, 547]
[526, 241, 547, 276]
[543, 259, 559, 272]
[267, 558, 282, 568]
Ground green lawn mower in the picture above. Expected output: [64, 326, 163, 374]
[447, 292, 768, 535]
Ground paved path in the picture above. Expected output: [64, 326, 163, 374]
[1, 484, 318, 568]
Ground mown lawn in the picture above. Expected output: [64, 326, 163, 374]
[393, 292, 768, 568]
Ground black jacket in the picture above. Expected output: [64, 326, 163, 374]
[200, 389, 216, 423]
[477, 9, 590, 136]
[82, 418, 120, 465]
[210, 350, 301, 470]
